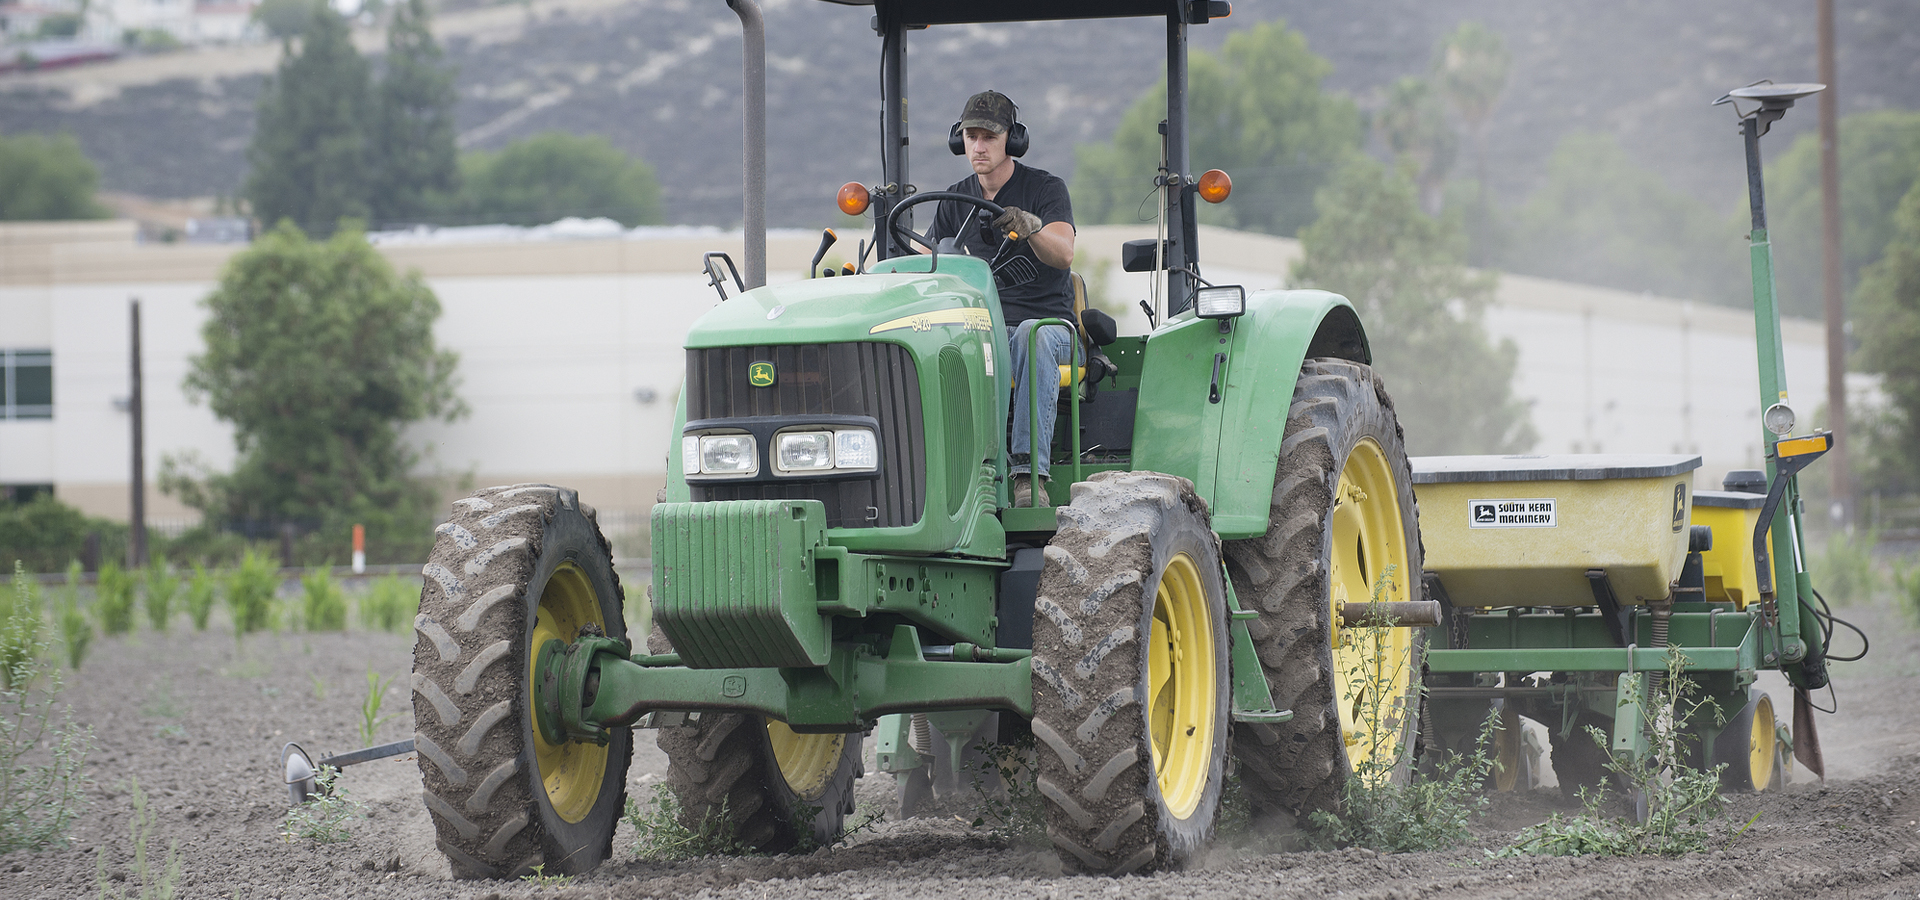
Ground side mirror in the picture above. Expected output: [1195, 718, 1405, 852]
[1120, 238, 1172, 273]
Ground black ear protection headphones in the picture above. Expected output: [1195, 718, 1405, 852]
[949, 106, 1029, 158]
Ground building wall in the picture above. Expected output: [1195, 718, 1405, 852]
[0, 220, 1831, 537]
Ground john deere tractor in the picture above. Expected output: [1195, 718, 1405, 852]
[412, 0, 1434, 877]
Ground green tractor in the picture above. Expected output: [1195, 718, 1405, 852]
[412, 0, 1434, 877]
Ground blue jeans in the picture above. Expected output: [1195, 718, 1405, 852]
[1007, 321, 1075, 479]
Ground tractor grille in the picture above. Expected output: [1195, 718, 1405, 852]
[686, 342, 926, 528]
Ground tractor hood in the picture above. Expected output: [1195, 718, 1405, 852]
[686, 254, 1002, 349]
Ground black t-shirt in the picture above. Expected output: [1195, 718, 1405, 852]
[927, 162, 1074, 325]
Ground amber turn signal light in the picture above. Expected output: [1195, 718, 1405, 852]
[838, 182, 871, 216]
[1197, 169, 1232, 203]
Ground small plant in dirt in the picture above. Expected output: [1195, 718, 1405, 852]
[94, 561, 137, 636]
[95, 776, 180, 900]
[357, 574, 419, 632]
[0, 563, 92, 853]
[626, 786, 748, 860]
[57, 563, 93, 670]
[1500, 650, 1729, 858]
[360, 669, 399, 745]
[182, 562, 218, 631]
[1893, 557, 1920, 625]
[225, 550, 280, 635]
[301, 567, 347, 632]
[965, 733, 1046, 848]
[520, 863, 574, 887]
[1813, 529, 1880, 605]
[280, 765, 362, 843]
[142, 558, 180, 633]
[1306, 565, 1493, 853]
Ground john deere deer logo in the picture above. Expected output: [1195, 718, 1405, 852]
[748, 361, 776, 387]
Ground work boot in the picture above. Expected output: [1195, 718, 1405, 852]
[1011, 474, 1050, 508]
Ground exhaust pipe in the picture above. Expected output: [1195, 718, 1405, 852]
[727, 0, 766, 289]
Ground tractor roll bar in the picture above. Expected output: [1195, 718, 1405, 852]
[727, 0, 767, 289]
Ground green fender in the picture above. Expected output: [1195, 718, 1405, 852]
[1131, 289, 1369, 539]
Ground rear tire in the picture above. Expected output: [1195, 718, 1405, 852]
[658, 713, 862, 852]
[1031, 472, 1230, 874]
[1224, 359, 1425, 826]
[413, 484, 630, 878]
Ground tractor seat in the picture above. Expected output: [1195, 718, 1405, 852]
[1056, 272, 1120, 391]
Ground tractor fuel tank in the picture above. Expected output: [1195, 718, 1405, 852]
[1411, 454, 1701, 607]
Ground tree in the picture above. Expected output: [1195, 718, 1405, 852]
[1853, 181, 1920, 495]
[1499, 131, 1744, 303]
[1432, 21, 1509, 263]
[0, 133, 109, 221]
[167, 222, 462, 558]
[1376, 76, 1456, 215]
[1290, 158, 1535, 456]
[371, 0, 459, 225]
[1767, 110, 1920, 320]
[245, 5, 375, 236]
[250, 0, 318, 40]
[1072, 20, 1360, 237]
[449, 133, 664, 227]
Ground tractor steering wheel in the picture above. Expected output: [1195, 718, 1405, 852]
[885, 191, 1007, 257]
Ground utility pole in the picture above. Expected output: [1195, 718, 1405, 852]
[129, 298, 147, 567]
[1818, 0, 1849, 528]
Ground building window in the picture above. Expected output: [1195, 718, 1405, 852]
[2, 350, 52, 420]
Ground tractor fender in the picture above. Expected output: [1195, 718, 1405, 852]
[1133, 289, 1369, 540]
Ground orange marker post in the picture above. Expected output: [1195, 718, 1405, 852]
[352, 523, 366, 574]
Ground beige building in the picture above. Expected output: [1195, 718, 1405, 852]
[0, 219, 1829, 543]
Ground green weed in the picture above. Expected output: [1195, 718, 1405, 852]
[0, 563, 91, 853]
[1305, 565, 1493, 852]
[95, 776, 180, 900]
[58, 564, 93, 670]
[300, 568, 347, 632]
[965, 733, 1045, 848]
[1500, 650, 1729, 857]
[519, 863, 574, 887]
[625, 786, 748, 860]
[95, 562, 137, 636]
[279, 765, 361, 842]
[357, 574, 419, 633]
[359, 669, 398, 746]
[182, 563, 217, 631]
[1813, 529, 1879, 605]
[225, 550, 280, 635]
[141, 561, 179, 633]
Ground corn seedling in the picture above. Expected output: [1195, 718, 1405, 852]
[1305, 565, 1493, 853]
[626, 786, 749, 860]
[95, 776, 180, 900]
[225, 550, 280, 636]
[301, 568, 347, 632]
[141, 560, 179, 634]
[1501, 649, 1729, 857]
[279, 766, 361, 843]
[183, 563, 218, 632]
[357, 575, 419, 633]
[95, 561, 137, 636]
[360, 669, 399, 746]
[0, 564, 91, 854]
[58, 564, 93, 671]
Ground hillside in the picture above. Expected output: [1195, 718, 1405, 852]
[0, 0, 1914, 228]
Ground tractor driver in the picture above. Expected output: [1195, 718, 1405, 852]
[925, 90, 1077, 507]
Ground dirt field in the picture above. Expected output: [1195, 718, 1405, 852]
[3, 579, 1917, 900]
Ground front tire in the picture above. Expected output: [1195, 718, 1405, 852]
[1031, 472, 1230, 874]
[1224, 359, 1425, 825]
[658, 713, 862, 852]
[413, 484, 630, 878]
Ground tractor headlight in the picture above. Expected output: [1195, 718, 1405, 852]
[697, 434, 758, 475]
[1195, 285, 1246, 319]
[833, 428, 878, 471]
[776, 431, 835, 472]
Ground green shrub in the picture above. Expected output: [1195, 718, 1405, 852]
[183, 563, 218, 631]
[1812, 529, 1879, 605]
[142, 561, 180, 633]
[0, 495, 126, 575]
[301, 568, 347, 632]
[56, 563, 90, 671]
[0, 564, 91, 853]
[357, 575, 418, 633]
[225, 550, 280, 635]
[94, 562, 137, 637]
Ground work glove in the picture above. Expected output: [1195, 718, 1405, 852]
[991, 206, 1044, 243]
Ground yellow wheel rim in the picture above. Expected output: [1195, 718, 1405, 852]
[528, 561, 611, 824]
[1327, 437, 1415, 782]
[1749, 694, 1775, 792]
[1491, 707, 1522, 792]
[1147, 551, 1216, 820]
[767, 720, 843, 801]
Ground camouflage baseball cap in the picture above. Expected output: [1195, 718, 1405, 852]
[958, 91, 1017, 134]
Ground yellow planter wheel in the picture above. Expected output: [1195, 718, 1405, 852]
[1714, 691, 1784, 792]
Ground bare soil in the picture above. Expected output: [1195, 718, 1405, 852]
[3, 587, 1917, 900]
